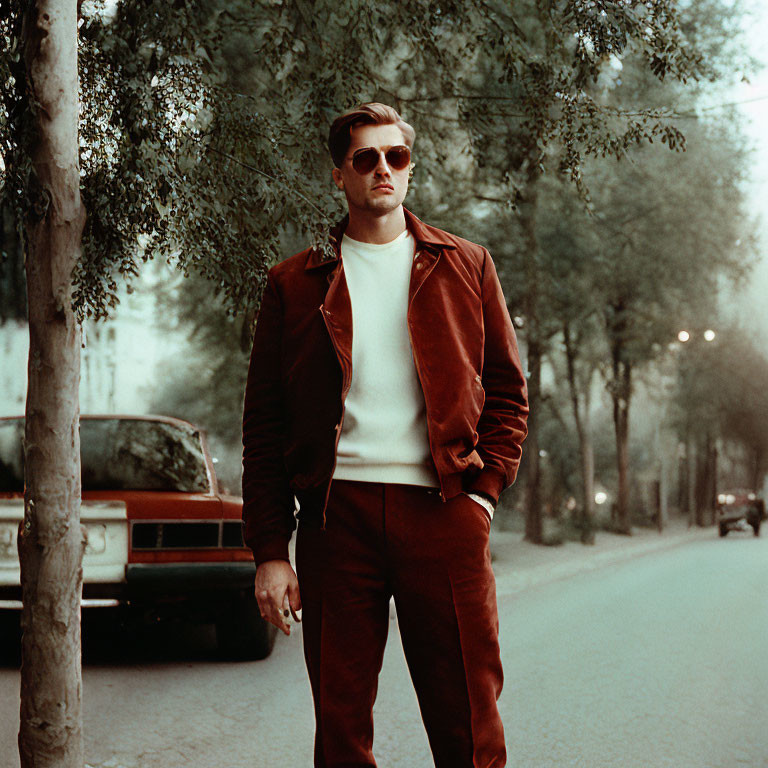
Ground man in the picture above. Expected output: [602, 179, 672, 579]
[242, 102, 528, 768]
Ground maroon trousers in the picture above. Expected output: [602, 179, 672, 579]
[296, 480, 506, 768]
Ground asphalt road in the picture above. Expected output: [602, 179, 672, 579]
[1, 530, 766, 768]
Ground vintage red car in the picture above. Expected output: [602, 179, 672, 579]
[0, 414, 275, 659]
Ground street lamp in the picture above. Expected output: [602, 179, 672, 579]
[677, 329, 717, 344]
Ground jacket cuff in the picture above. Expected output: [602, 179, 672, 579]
[248, 535, 292, 568]
[467, 467, 507, 506]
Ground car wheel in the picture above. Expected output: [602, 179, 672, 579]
[752, 522, 761, 537]
[718, 523, 728, 537]
[216, 593, 277, 661]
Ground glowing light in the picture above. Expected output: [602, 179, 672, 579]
[677, 330, 690, 342]
[704, 329, 716, 341]
[595, 492, 608, 505]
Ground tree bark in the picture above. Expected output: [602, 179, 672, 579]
[18, 3, 86, 767]
[708, 441, 717, 526]
[610, 349, 632, 534]
[523, 334, 543, 543]
[694, 431, 716, 527]
[519, 158, 543, 545]
[750, 447, 763, 493]
[694, 437, 706, 527]
[677, 437, 688, 517]
[563, 324, 595, 544]
[687, 435, 696, 527]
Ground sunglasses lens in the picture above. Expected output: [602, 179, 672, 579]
[386, 146, 410, 170]
[351, 146, 411, 174]
[352, 149, 379, 174]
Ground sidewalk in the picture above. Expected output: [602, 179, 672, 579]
[490, 516, 715, 597]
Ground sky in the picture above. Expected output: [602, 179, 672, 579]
[729, 0, 768, 332]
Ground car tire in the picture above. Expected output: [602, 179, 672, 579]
[216, 593, 277, 661]
[718, 523, 729, 537]
[752, 522, 761, 537]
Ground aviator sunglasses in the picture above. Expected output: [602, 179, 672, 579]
[351, 145, 411, 175]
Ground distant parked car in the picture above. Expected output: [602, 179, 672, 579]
[715, 489, 763, 538]
[0, 415, 275, 660]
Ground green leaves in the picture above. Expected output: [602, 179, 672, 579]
[0, 0, 744, 323]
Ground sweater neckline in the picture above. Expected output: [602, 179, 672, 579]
[342, 229, 411, 251]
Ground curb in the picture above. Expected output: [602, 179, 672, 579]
[491, 523, 716, 598]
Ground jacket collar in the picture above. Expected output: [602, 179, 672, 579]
[305, 207, 455, 270]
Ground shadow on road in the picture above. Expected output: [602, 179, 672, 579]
[0, 610, 224, 669]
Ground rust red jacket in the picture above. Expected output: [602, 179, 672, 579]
[242, 209, 528, 565]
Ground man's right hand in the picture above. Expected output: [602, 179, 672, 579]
[255, 560, 301, 636]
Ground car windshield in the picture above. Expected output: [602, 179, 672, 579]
[0, 418, 209, 493]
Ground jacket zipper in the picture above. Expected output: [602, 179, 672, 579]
[407, 250, 445, 501]
[320, 305, 351, 528]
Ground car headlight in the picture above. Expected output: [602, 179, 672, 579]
[0, 522, 18, 560]
[84, 524, 107, 555]
[717, 494, 726, 504]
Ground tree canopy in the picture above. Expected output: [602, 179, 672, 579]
[1, 0, 713, 322]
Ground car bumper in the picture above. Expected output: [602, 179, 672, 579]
[0, 562, 257, 609]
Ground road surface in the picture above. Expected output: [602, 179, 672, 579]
[1, 530, 766, 767]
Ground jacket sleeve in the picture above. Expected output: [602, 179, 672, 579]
[468, 249, 529, 504]
[242, 269, 297, 566]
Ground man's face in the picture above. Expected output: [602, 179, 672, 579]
[332, 123, 411, 217]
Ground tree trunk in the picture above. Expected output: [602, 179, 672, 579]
[611, 351, 632, 534]
[651, 479, 662, 532]
[579, 431, 595, 542]
[687, 435, 696, 527]
[750, 447, 763, 493]
[523, 335, 543, 543]
[677, 438, 688, 517]
[18, 3, 86, 767]
[694, 431, 716, 527]
[708, 440, 717, 526]
[563, 324, 595, 544]
[694, 437, 706, 527]
[519, 159, 543, 545]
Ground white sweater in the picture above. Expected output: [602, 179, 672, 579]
[332, 230, 439, 487]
